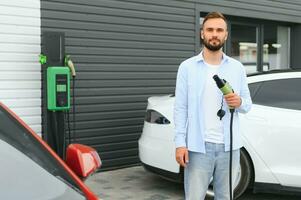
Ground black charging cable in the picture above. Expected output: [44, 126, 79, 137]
[66, 77, 76, 144]
[213, 74, 236, 200]
[229, 108, 235, 200]
[218, 106, 235, 200]
[67, 109, 71, 145]
[72, 77, 76, 143]
[65, 55, 76, 144]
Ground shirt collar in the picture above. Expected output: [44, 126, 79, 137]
[196, 51, 229, 64]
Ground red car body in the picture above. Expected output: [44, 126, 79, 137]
[0, 102, 101, 200]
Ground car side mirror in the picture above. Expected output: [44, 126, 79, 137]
[65, 144, 102, 178]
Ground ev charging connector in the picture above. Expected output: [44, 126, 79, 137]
[213, 75, 234, 110]
[213, 74, 235, 200]
[65, 55, 76, 77]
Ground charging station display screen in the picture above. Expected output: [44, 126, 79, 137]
[57, 85, 67, 92]
[56, 74, 68, 107]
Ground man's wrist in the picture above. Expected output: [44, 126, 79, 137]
[175, 138, 186, 148]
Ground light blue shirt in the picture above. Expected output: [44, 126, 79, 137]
[174, 52, 252, 153]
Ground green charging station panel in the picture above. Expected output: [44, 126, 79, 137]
[47, 67, 70, 111]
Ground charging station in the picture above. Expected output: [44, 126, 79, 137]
[41, 32, 70, 159]
[47, 66, 70, 111]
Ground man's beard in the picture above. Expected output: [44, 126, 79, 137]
[203, 38, 225, 51]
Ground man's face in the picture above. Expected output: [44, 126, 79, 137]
[201, 18, 228, 51]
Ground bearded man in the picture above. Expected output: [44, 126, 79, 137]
[174, 12, 252, 200]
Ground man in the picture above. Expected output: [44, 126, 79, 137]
[174, 12, 252, 200]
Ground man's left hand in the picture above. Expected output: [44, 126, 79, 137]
[224, 93, 241, 108]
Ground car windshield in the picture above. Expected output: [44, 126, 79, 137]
[0, 106, 86, 200]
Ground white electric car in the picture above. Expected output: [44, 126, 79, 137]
[139, 70, 301, 198]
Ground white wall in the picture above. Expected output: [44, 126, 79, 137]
[0, 0, 41, 134]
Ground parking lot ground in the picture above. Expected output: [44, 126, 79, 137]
[86, 165, 184, 200]
[86, 166, 301, 200]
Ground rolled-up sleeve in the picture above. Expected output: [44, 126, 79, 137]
[174, 63, 188, 148]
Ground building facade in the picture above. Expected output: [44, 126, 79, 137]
[1, 0, 301, 169]
[0, 0, 41, 134]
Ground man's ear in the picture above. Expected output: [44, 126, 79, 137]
[225, 31, 228, 40]
[200, 30, 204, 39]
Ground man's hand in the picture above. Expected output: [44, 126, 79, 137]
[176, 147, 189, 167]
[224, 93, 241, 108]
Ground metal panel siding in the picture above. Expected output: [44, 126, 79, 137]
[0, 1, 41, 134]
[41, 0, 196, 169]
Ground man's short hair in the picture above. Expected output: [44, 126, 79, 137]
[202, 12, 228, 29]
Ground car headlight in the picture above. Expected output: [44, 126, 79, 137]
[145, 109, 170, 124]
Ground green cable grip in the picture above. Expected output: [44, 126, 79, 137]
[213, 75, 235, 110]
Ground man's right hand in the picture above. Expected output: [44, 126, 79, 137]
[176, 147, 189, 167]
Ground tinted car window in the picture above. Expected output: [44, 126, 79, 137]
[0, 139, 86, 200]
[0, 106, 85, 199]
[252, 78, 301, 110]
[248, 82, 262, 99]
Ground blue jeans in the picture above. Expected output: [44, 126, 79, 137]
[184, 142, 240, 200]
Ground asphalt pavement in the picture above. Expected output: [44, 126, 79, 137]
[86, 166, 301, 200]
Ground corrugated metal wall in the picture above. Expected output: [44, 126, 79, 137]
[0, 0, 41, 134]
[41, 0, 301, 169]
[41, 0, 196, 169]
